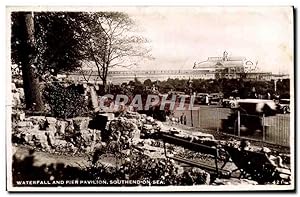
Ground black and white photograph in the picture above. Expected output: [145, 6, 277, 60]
[6, 6, 294, 191]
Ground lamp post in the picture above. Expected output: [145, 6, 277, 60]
[108, 80, 112, 94]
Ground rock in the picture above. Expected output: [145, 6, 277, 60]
[27, 116, 46, 125]
[46, 124, 57, 136]
[132, 129, 141, 143]
[11, 83, 16, 91]
[53, 139, 68, 147]
[34, 133, 48, 150]
[19, 112, 25, 121]
[84, 146, 92, 153]
[143, 139, 155, 145]
[56, 120, 67, 135]
[73, 117, 91, 131]
[94, 130, 102, 142]
[28, 140, 35, 146]
[213, 178, 258, 185]
[17, 88, 24, 101]
[124, 111, 142, 119]
[146, 116, 154, 123]
[28, 130, 51, 150]
[13, 124, 58, 151]
[45, 130, 55, 148]
[12, 92, 21, 107]
[94, 142, 104, 151]
[191, 168, 210, 184]
[79, 129, 93, 143]
[46, 117, 57, 125]
[14, 111, 25, 121]
[32, 117, 57, 134]
[22, 133, 31, 143]
[106, 113, 115, 121]
[64, 128, 102, 150]
[153, 121, 163, 129]
[65, 119, 74, 133]
[17, 121, 33, 128]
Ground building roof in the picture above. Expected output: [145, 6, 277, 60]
[194, 57, 245, 69]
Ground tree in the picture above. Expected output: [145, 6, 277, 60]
[143, 79, 152, 87]
[11, 12, 87, 111]
[33, 12, 87, 76]
[80, 12, 151, 91]
[11, 12, 43, 111]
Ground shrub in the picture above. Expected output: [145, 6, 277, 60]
[43, 83, 88, 118]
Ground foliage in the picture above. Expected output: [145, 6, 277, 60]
[43, 83, 88, 118]
[11, 12, 45, 111]
[11, 12, 86, 77]
[34, 12, 87, 75]
[119, 78, 289, 99]
[78, 12, 151, 88]
[276, 79, 290, 98]
[11, 12, 34, 69]
[143, 79, 152, 87]
[12, 150, 210, 186]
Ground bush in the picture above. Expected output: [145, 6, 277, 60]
[43, 83, 88, 118]
[12, 149, 210, 186]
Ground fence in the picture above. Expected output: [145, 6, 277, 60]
[174, 106, 290, 147]
[263, 114, 290, 146]
[229, 112, 290, 147]
[173, 106, 230, 130]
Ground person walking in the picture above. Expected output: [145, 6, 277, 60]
[267, 92, 271, 100]
[180, 113, 184, 124]
[205, 95, 209, 105]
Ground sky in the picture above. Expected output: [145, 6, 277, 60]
[113, 7, 293, 74]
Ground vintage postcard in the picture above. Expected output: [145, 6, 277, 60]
[6, 6, 295, 192]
